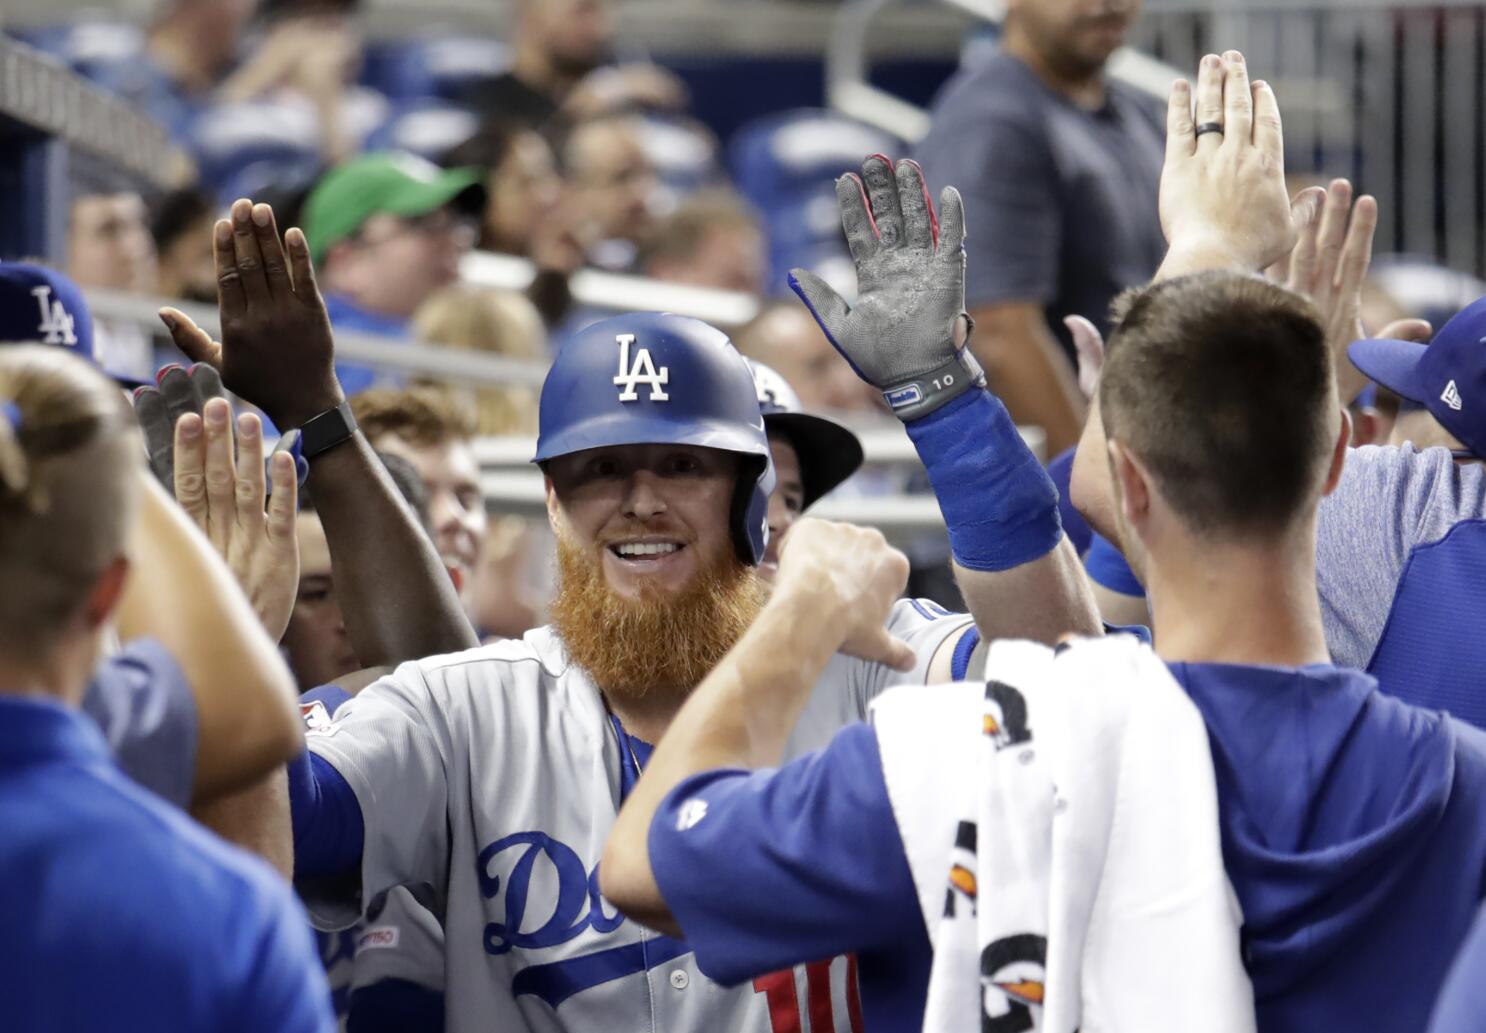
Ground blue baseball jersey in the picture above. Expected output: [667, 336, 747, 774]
[649, 662, 1486, 1033]
[1427, 901, 1486, 1033]
[0, 696, 333, 1033]
[82, 639, 198, 807]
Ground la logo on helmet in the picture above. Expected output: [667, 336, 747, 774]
[613, 334, 670, 402]
[31, 286, 76, 346]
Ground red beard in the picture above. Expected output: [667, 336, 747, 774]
[548, 531, 767, 706]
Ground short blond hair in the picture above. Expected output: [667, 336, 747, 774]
[411, 286, 545, 436]
[351, 385, 479, 448]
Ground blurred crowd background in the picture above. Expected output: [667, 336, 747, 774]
[4, 0, 1485, 640]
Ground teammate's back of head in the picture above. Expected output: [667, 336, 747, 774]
[0, 345, 139, 662]
[1099, 271, 1341, 544]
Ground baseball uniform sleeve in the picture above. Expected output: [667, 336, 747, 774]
[849, 600, 976, 712]
[1428, 901, 1486, 1033]
[81, 639, 198, 808]
[299, 662, 453, 931]
[649, 723, 925, 984]
[1317, 445, 1486, 668]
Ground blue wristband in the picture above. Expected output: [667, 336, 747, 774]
[906, 389, 1063, 571]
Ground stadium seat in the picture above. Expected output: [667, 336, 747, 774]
[359, 36, 510, 103]
[362, 101, 480, 162]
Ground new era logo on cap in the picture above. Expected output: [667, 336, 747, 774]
[1442, 380, 1463, 411]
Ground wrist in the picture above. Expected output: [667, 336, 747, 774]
[1157, 235, 1252, 279]
[880, 345, 986, 422]
[273, 387, 346, 432]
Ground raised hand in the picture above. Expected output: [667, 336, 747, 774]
[173, 397, 300, 640]
[774, 517, 914, 672]
[160, 199, 343, 431]
[132, 363, 226, 486]
[788, 154, 984, 421]
[1159, 51, 1315, 276]
[1268, 179, 1432, 402]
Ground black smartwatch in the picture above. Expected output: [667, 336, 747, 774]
[297, 401, 358, 460]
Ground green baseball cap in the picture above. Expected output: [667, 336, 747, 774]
[301, 152, 486, 263]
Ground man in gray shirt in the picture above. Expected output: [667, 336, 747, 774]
[916, 0, 1164, 456]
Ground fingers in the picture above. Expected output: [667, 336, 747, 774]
[896, 159, 937, 252]
[188, 362, 226, 405]
[250, 203, 294, 298]
[787, 268, 852, 344]
[202, 397, 236, 553]
[936, 187, 966, 258]
[1282, 187, 1327, 290]
[229, 198, 272, 309]
[1165, 78, 1195, 160]
[285, 226, 320, 301]
[1251, 79, 1284, 161]
[157, 364, 203, 437]
[173, 412, 207, 527]
[265, 451, 299, 547]
[131, 387, 175, 485]
[212, 220, 247, 323]
[860, 154, 905, 248]
[159, 308, 223, 368]
[1221, 51, 1253, 144]
[234, 410, 268, 535]
[1194, 54, 1225, 149]
[835, 174, 879, 265]
[1337, 194, 1377, 296]
[1377, 318, 1433, 343]
[1313, 179, 1354, 294]
[865, 630, 917, 674]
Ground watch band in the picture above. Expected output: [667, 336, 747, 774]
[298, 401, 358, 460]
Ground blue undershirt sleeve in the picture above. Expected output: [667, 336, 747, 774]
[288, 749, 366, 878]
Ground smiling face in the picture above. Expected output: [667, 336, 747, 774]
[543, 442, 767, 702]
[544, 442, 740, 599]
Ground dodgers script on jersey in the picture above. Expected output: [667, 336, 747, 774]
[300, 600, 970, 1033]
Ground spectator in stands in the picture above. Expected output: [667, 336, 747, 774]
[0, 344, 333, 1033]
[442, 123, 587, 325]
[735, 302, 882, 414]
[916, 0, 1163, 455]
[350, 387, 488, 611]
[637, 189, 767, 296]
[459, 0, 687, 133]
[66, 190, 160, 383]
[412, 284, 545, 436]
[301, 153, 485, 393]
[152, 187, 221, 304]
[564, 115, 661, 270]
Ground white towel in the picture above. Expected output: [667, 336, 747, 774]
[871, 635, 1254, 1033]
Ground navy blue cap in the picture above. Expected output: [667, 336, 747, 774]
[1349, 294, 1486, 457]
[0, 262, 98, 365]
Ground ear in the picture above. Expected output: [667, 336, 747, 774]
[1321, 407, 1351, 497]
[1349, 406, 1381, 447]
[544, 473, 563, 531]
[1107, 439, 1151, 530]
[83, 556, 131, 630]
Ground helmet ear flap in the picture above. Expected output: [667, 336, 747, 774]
[731, 451, 775, 565]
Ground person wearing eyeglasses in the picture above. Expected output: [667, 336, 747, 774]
[299, 152, 487, 394]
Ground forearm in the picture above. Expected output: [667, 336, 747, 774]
[907, 388, 1097, 641]
[307, 433, 477, 666]
[192, 768, 293, 879]
[953, 536, 1099, 644]
[603, 588, 841, 905]
[118, 473, 302, 802]
[967, 310, 1086, 456]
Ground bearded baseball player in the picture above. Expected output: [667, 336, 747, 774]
[229, 145, 1098, 1032]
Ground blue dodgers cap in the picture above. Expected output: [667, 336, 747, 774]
[0, 262, 97, 364]
[1349, 294, 1486, 457]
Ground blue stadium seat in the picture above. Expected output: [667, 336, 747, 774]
[187, 100, 324, 205]
[359, 36, 510, 103]
[728, 109, 901, 298]
[362, 101, 480, 162]
[637, 115, 720, 197]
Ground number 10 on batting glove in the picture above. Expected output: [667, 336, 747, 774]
[788, 154, 985, 422]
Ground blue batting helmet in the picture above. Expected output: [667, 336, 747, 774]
[534, 312, 775, 565]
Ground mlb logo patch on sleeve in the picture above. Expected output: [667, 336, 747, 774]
[300, 700, 337, 737]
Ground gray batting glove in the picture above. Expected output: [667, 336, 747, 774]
[132, 363, 227, 486]
[788, 154, 984, 421]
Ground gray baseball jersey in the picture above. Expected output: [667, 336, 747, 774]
[301, 599, 971, 1033]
